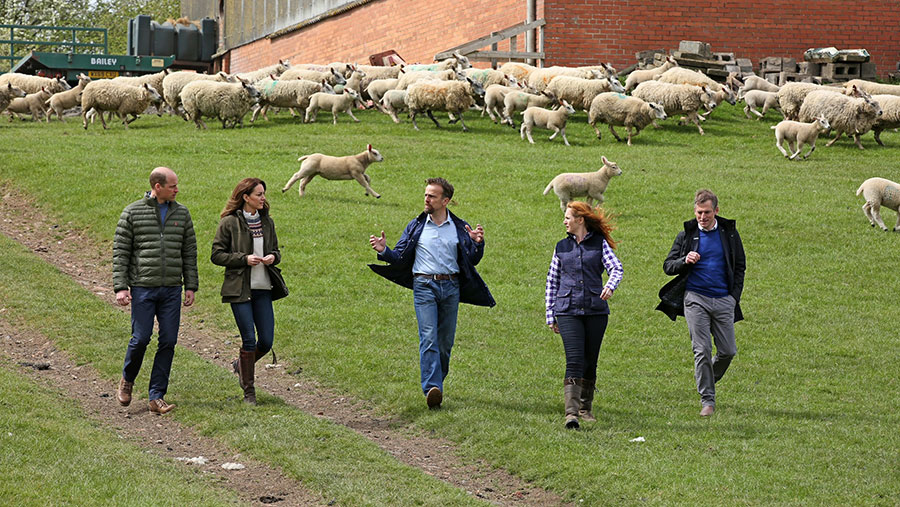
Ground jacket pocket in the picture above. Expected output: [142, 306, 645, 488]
[553, 289, 572, 312]
[589, 288, 610, 312]
[221, 269, 244, 297]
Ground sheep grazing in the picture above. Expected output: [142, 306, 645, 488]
[869, 94, 900, 146]
[499, 62, 538, 84]
[250, 77, 326, 122]
[527, 66, 606, 92]
[365, 78, 400, 110]
[5, 87, 52, 122]
[843, 79, 900, 97]
[395, 69, 458, 91]
[798, 86, 882, 150]
[771, 115, 830, 160]
[162, 70, 232, 117]
[742, 90, 782, 120]
[282, 144, 385, 198]
[406, 77, 485, 132]
[543, 156, 622, 210]
[656, 67, 736, 105]
[856, 177, 900, 231]
[280, 67, 347, 87]
[380, 89, 408, 123]
[588, 92, 667, 146]
[46, 74, 91, 121]
[520, 99, 577, 146]
[632, 81, 717, 135]
[546, 75, 625, 111]
[624, 56, 677, 93]
[180, 79, 261, 129]
[81, 82, 163, 129]
[776, 82, 826, 120]
[0, 82, 28, 114]
[482, 83, 523, 123]
[235, 59, 291, 84]
[739, 75, 780, 98]
[305, 88, 361, 124]
[0, 73, 70, 94]
[502, 90, 557, 127]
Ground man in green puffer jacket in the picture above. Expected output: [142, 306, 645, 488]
[113, 167, 198, 415]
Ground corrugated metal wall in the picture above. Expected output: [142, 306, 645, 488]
[182, 0, 372, 50]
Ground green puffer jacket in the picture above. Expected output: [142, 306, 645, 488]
[113, 194, 199, 293]
[210, 209, 282, 303]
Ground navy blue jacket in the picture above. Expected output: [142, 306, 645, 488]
[368, 210, 496, 307]
[553, 233, 610, 316]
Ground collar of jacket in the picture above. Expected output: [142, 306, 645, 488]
[142, 192, 180, 210]
[683, 215, 734, 233]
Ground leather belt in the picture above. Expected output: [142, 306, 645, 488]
[414, 273, 458, 280]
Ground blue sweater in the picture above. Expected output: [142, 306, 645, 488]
[685, 228, 729, 298]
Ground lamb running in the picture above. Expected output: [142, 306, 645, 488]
[771, 115, 830, 160]
[623, 56, 677, 93]
[520, 99, 577, 146]
[46, 73, 91, 121]
[587, 92, 667, 145]
[742, 90, 783, 120]
[304, 88, 361, 124]
[543, 156, 622, 210]
[282, 144, 384, 198]
[502, 90, 557, 127]
[857, 177, 900, 231]
[0, 82, 27, 114]
[5, 87, 52, 122]
[739, 75, 780, 98]
[380, 89, 408, 123]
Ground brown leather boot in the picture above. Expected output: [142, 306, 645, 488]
[579, 378, 596, 422]
[117, 377, 133, 406]
[148, 398, 175, 414]
[564, 378, 582, 429]
[239, 349, 256, 405]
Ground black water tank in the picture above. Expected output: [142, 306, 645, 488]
[200, 17, 217, 62]
[152, 21, 176, 57]
[131, 15, 151, 56]
[175, 23, 200, 61]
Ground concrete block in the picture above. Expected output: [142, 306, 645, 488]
[678, 40, 712, 59]
[713, 52, 735, 63]
[782, 58, 797, 72]
[861, 62, 877, 79]
[764, 72, 780, 84]
[820, 62, 860, 81]
[762, 57, 782, 72]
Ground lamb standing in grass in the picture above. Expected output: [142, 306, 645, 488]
[181, 79, 260, 129]
[282, 144, 384, 198]
[771, 115, 830, 160]
[798, 86, 882, 150]
[632, 81, 717, 135]
[857, 177, 900, 231]
[587, 92, 667, 145]
[46, 74, 90, 121]
[742, 90, 783, 119]
[0, 82, 27, 114]
[521, 99, 577, 146]
[81, 82, 163, 129]
[543, 156, 622, 210]
[305, 88, 361, 124]
[869, 94, 900, 146]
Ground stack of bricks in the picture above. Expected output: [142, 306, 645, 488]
[669, 41, 730, 81]
[761, 57, 810, 86]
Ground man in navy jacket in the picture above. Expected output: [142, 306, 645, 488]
[369, 178, 494, 409]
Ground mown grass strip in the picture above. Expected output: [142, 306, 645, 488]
[0, 363, 239, 506]
[0, 233, 480, 506]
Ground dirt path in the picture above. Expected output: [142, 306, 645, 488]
[0, 322, 325, 506]
[0, 185, 564, 506]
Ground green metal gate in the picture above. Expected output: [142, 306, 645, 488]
[1, 24, 108, 72]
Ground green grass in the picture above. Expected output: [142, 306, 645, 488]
[0, 363, 239, 506]
[2, 104, 900, 504]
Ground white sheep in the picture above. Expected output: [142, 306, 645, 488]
[843, 79, 900, 97]
[305, 88, 361, 124]
[502, 90, 557, 127]
[461, 68, 511, 88]
[162, 70, 232, 117]
[406, 77, 485, 132]
[632, 81, 717, 135]
[857, 177, 900, 231]
[181, 79, 261, 129]
[81, 82, 163, 129]
[776, 82, 826, 120]
[742, 90, 783, 120]
[546, 75, 625, 111]
[771, 115, 830, 160]
[46, 74, 90, 121]
[395, 69, 458, 91]
[404, 51, 470, 73]
[365, 78, 400, 109]
[587, 92, 667, 145]
[798, 86, 882, 150]
[527, 66, 606, 92]
[5, 87, 52, 122]
[279, 67, 347, 87]
[869, 94, 900, 146]
[499, 62, 537, 84]
[235, 60, 291, 84]
[332, 69, 367, 96]
[380, 89, 408, 123]
[482, 83, 523, 123]
[0, 82, 27, 113]
[355, 65, 403, 98]
[111, 69, 169, 97]
[543, 156, 622, 210]
[656, 67, 736, 105]
[739, 75, 780, 98]
[521, 99, 577, 146]
[282, 144, 384, 198]
[250, 77, 326, 122]
[0, 73, 70, 94]
[624, 56, 677, 93]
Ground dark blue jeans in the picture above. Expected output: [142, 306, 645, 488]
[122, 286, 182, 401]
[413, 277, 460, 394]
[230, 289, 274, 356]
[556, 314, 608, 380]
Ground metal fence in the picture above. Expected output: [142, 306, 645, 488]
[0, 24, 108, 72]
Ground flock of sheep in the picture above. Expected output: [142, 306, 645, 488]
[1, 51, 900, 229]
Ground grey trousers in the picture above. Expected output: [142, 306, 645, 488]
[684, 290, 737, 407]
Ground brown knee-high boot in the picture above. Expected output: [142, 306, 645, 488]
[579, 378, 596, 422]
[238, 349, 256, 405]
[564, 377, 582, 429]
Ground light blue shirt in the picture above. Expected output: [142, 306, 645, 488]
[412, 213, 459, 275]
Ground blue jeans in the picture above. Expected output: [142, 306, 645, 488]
[230, 289, 274, 356]
[122, 286, 182, 401]
[413, 277, 460, 394]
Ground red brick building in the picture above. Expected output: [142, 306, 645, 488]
[183, 0, 899, 77]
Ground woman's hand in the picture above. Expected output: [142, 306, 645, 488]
[549, 323, 559, 334]
[246, 254, 263, 266]
[261, 254, 275, 265]
[600, 287, 613, 300]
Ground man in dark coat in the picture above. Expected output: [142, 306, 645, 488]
[657, 189, 745, 416]
[369, 177, 494, 409]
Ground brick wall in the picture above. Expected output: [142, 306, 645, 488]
[228, 0, 543, 72]
[544, 0, 900, 77]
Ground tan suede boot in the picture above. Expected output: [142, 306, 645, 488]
[579, 378, 596, 422]
[238, 349, 256, 405]
[564, 377, 582, 429]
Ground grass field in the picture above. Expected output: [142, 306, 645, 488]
[2, 101, 899, 504]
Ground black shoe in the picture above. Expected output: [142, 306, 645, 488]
[426, 387, 442, 409]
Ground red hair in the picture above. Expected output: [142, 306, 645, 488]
[567, 201, 617, 249]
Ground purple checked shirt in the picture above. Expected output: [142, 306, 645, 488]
[545, 234, 623, 325]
